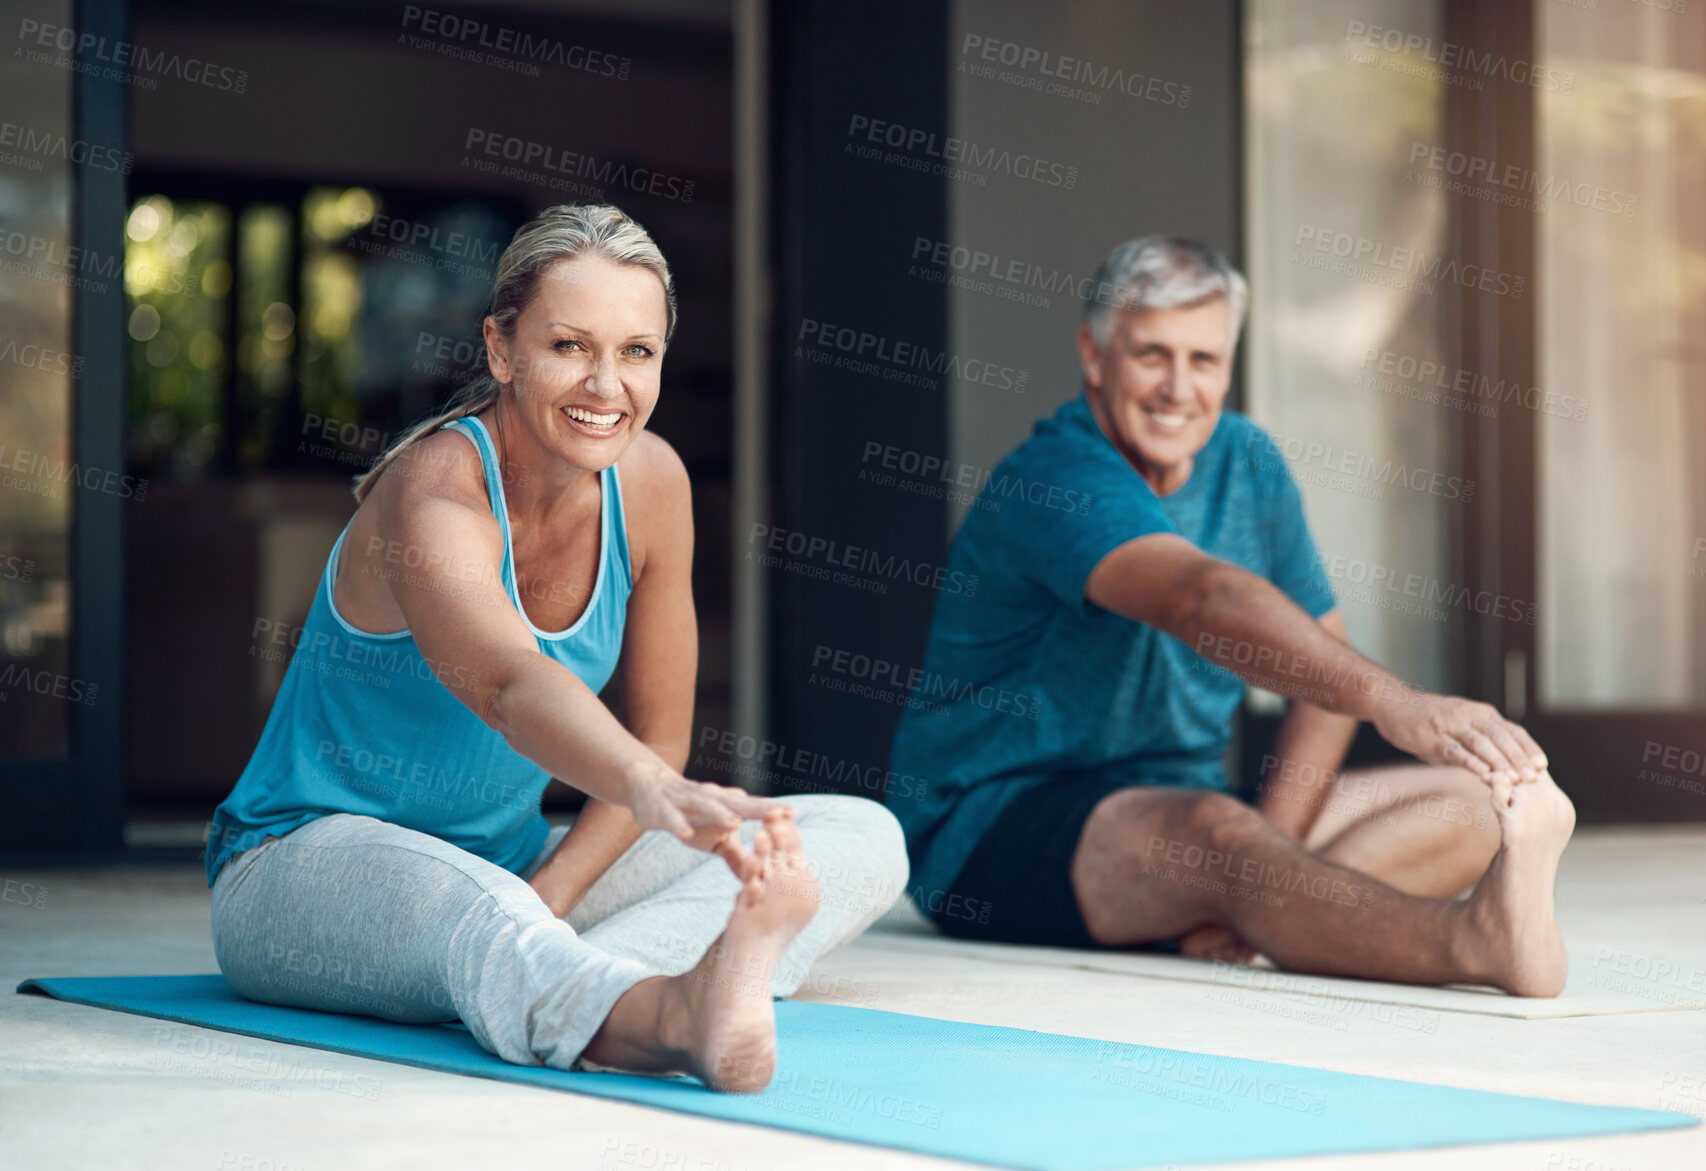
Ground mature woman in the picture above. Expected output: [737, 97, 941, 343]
[205, 203, 908, 1091]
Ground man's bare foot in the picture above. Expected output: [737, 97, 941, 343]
[1178, 923, 1258, 964]
[1460, 772, 1575, 996]
[657, 813, 821, 1091]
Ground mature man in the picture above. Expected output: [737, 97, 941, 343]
[885, 237, 1574, 995]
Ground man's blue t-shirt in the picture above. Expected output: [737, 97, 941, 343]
[885, 392, 1337, 908]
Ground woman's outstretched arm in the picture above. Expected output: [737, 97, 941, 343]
[369, 431, 775, 863]
[526, 433, 700, 915]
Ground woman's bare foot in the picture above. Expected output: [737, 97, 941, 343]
[678, 813, 821, 1090]
[585, 811, 820, 1091]
[1460, 772, 1575, 996]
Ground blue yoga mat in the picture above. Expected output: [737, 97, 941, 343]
[18, 974, 1694, 1170]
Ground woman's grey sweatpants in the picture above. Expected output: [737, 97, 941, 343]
[210, 795, 909, 1071]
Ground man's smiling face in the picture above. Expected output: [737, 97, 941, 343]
[1076, 297, 1235, 497]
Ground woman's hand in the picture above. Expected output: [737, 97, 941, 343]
[629, 768, 793, 858]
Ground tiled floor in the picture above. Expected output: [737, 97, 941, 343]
[4, 825, 1704, 1170]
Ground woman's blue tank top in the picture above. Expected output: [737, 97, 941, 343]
[204, 416, 632, 885]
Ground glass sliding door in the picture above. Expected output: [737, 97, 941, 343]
[1520, 0, 1706, 818]
[0, 1, 76, 757]
[0, 0, 129, 856]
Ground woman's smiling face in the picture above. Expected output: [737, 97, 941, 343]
[484, 251, 670, 471]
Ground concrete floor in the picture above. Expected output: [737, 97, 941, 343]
[3, 824, 1704, 1171]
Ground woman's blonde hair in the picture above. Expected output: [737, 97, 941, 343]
[351, 203, 677, 503]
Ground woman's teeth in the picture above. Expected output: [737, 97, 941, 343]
[563, 405, 622, 428]
[1147, 410, 1187, 428]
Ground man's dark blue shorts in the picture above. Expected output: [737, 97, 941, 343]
[926, 774, 1256, 950]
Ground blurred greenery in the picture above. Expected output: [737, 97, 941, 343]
[300, 186, 374, 445]
[124, 196, 230, 479]
[125, 187, 384, 478]
[235, 203, 293, 472]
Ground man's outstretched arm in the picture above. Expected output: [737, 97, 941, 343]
[1256, 610, 1360, 839]
[1084, 533, 1548, 785]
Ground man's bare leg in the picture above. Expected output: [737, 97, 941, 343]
[1180, 766, 1504, 962]
[1072, 774, 1574, 994]
[1302, 765, 1503, 897]
[579, 813, 820, 1090]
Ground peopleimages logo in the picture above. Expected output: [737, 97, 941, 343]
[1094, 1040, 1330, 1115]
[1358, 348, 1587, 422]
[907, 236, 1150, 314]
[1643, 740, 1706, 777]
[400, 5, 632, 79]
[1319, 554, 1537, 626]
[252, 617, 481, 691]
[1294, 225, 1525, 298]
[811, 643, 1042, 720]
[958, 34, 1192, 108]
[461, 129, 696, 203]
[356, 213, 498, 266]
[844, 115, 1079, 189]
[0, 665, 98, 705]
[860, 441, 1091, 515]
[1192, 632, 1420, 707]
[16, 19, 250, 93]
[1342, 20, 1574, 93]
[0, 231, 124, 281]
[313, 738, 532, 812]
[694, 726, 931, 802]
[1408, 143, 1638, 218]
[1254, 430, 1475, 503]
[796, 317, 1026, 393]
[0, 336, 82, 378]
[0, 121, 132, 173]
[747, 524, 978, 596]
[0, 443, 148, 500]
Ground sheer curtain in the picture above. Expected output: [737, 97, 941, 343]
[1245, 0, 1453, 695]
[1537, 1, 1706, 708]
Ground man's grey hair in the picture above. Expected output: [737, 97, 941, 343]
[1081, 235, 1248, 351]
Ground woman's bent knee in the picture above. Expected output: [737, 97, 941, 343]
[788, 794, 910, 919]
[208, 825, 469, 1024]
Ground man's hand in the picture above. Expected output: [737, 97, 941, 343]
[1372, 693, 1548, 785]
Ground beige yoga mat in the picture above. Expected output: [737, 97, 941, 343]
[858, 902, 1706, 1020]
